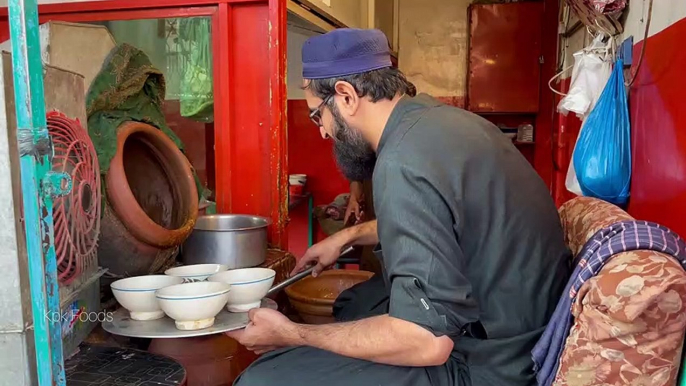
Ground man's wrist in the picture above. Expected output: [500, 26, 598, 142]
[334, 225, 356, 247]
[285, 323, 308, 346]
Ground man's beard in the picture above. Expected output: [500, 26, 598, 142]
[330, 103, 377, 181]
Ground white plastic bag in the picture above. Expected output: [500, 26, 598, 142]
[558, 34, 613, 118]
[565, 121, 586, 196]
[561, 34, 613, 195]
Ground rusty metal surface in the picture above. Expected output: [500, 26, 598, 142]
[7, 0, 69, 379]
[0, 48, 37, 386]
[467, 2, 544, 113]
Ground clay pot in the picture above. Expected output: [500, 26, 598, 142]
[285, 269, 374, 324]
[148, 335, 258, 386]
[98, 121, 198, 277]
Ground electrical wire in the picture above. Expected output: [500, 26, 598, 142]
[548, 64, 575, 96]
[626, 0, 654, 87]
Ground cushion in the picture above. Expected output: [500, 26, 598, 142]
[554, 197, 686, 386]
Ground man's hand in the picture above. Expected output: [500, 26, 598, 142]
[344, 181, 364, 224]
[344, 195, 362, 225]
[290, 234, 345, 277]
[291, 220, 380, 277]
[226, 308, 298, 355]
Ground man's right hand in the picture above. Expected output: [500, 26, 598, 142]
[290, 220, 379, 278]
[290, 235, 345, 277]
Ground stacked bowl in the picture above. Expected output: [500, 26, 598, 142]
[289, 174, 307, 196]
[110, 263, 276, 331]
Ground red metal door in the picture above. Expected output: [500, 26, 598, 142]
[467, 2, 544, 113]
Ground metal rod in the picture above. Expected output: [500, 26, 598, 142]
[266, 265, 315, 297]
[7, 0, 66, 384]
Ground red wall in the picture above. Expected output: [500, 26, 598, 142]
[627, 17, 686, 237]
[287, 99, 350, 255]
[552, 17, 686, 237]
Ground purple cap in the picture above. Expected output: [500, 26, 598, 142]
[302, 28, 392, 79]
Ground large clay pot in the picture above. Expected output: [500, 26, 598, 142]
[148, 335, 258, 386]
[98, 121, 198, 277]
[285, 269, 374, 324]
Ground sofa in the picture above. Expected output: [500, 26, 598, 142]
[553, 197, 686, 385]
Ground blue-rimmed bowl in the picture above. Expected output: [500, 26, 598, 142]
[164, 263, 229, 283]
[155, 281, 231, 330]
[111, 275, 184, 321]
[208, 268, 275, 312]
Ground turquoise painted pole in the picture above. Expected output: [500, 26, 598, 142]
[7, 0, 69, 385]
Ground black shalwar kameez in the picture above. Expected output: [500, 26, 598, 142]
[234, 94, 571, 386]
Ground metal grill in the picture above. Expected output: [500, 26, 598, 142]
[48, 111, 100, 285]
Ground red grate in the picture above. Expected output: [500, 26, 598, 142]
[48, 111, 101, 285]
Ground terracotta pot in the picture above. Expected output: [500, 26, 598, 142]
[98, 121, 198, 277]
[99, 203, 179, 277]
[285, 269, 374, 325]
[148, 335, 258, 386]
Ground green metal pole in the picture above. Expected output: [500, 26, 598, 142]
[308, 195, 313, 247]
[7, 0, 69, 385]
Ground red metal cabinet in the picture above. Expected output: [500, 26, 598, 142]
[467, 2, 544, 113]
[0, 0, 289, 248]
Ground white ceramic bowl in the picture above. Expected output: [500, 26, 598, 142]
[110, 275, 184, 321]
[208, 268, 275, 312]
[165, 263, 229, 282]
[289, 174, 307, 185]
[155, 281, 231, 330]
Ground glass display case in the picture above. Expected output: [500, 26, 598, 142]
[0, 0, 289, 248]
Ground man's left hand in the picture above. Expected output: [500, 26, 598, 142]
[225, 308, 299, 355]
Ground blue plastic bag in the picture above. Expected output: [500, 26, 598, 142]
[572, 58, 631, 205]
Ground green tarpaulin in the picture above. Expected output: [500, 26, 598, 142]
[86, 43, 208, 202]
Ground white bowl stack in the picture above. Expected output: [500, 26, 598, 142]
[155, 281, 231, 330]
[289, 174, 307, 186]
[209, 268, 276, 312]
[111, 275, 184, 321]
[109, 264, 274, 331]
[164, 263, 229, 282]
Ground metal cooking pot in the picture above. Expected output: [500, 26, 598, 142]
[181, 214, 270, 268]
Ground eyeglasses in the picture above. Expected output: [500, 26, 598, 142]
[309, 95, 333, 127]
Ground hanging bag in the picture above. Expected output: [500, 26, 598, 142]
[558, 34, 613, 118]
[572, 58, 631, 205]
[559, 34, 613, 196]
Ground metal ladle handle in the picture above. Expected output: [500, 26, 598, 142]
[266, 246, 355, 297]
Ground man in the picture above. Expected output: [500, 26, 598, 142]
[228, 28, 570, 386]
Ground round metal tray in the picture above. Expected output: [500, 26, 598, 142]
[102, 298, 277, 339]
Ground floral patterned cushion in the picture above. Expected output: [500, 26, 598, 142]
[554, 197, 686, 386]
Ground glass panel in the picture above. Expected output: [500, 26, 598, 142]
[86, 17, 214, 192]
